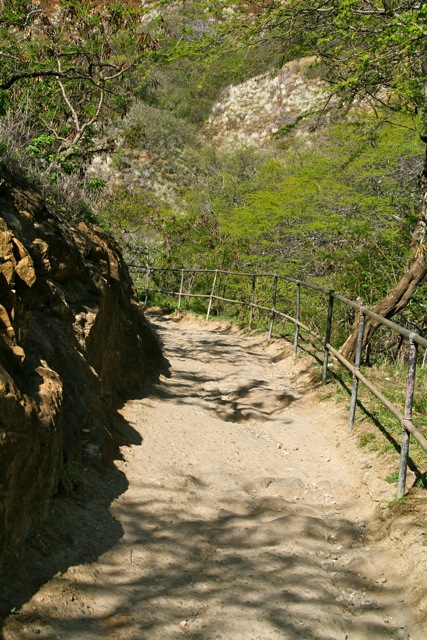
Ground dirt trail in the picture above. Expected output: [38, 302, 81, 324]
[2, 313, 426, 640]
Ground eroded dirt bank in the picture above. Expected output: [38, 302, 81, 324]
[2, 313, 426, 639]
[0, 179, 162, 570]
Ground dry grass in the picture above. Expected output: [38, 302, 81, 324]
[0, 112, 100, 222]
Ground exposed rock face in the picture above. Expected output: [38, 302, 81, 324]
[205, 57, 325, 148]
[0, 176, 163, 568]
[87, 58, 326, 198]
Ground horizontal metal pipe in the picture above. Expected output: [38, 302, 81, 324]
[211, 295, 248, 306]
[139, 267, 427, 458]
[327, 344, 427, 454]
[176, 292, 210, 299]
[130, 266, 331, 293]
[148, 288, 210, 300]
[333, 294, 427, 348]
[135, 267, 216, 274]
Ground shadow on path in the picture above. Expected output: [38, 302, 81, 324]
[3, 481, 404, 639]
[0, 313, 413, 640]
[0, 407, 140, 629]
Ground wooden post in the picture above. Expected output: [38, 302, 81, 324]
[249, 275, 256, 330]
[206, 270, 218, 322]
[293, 283, 301, 358]
[268, 276, 278, 340]
[177, 269, 185, 314]
[398, 335, 418, 498]
[348, 310, 366, 429]
[322, 290, 334, 385]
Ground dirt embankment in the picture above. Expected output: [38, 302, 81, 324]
[0, 174, 163, 570]
[1, 313, 425, 640]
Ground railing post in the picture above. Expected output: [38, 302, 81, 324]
[177, 269, 185, 314]
[219, 273, 227, 317]
[268, 275, 278, 340]
[249, 275, 256, 330]
[348, 309, 366, 429]
[293, 283, 301, 358]
[398, 334, 418, 498]
[322, 290, 335, 385]
[206, 270, 218, 322]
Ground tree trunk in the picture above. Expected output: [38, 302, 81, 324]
[340, 252, 426, 362]
[340, 142, 427, 363]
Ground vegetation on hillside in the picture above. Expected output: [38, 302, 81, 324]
[1, 0, 426, 488]
[0, 1, 166, 174]
[196, 0, 427, 358]
[1, 0, 426, 343]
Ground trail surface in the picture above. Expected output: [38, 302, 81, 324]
[2, 313, 426, 640]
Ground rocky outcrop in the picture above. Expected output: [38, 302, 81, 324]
[205, 57, 326, 148]
[0, 174, 163, 568]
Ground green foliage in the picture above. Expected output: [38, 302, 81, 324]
[357, 431, 378, 450]
[139, 47, 276, 127]
[189, 1, 427, 305]
[386, 471, 400, 484]
[137, 1, 278, 127]
[0, 90, 8, 116]
[120, 101, 199, 174]
[86, 176, 107, 195]
[0, 123, 108, 225]
[152, 114, 420, 304]
[26, 135, 56, 162]
[2, 0, 425, 331]
[0, 0, 163, 173]
[110, 105, 423, 324]
[386, 494, 410, 514]
[118, 109, 423, 362]
[210, 0, 427, 133]
[345, 356, 427, 473]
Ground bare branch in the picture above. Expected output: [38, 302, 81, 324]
[0, 68, 82, 90]
[56, 59, 81, 135]
[0, 50, 22, 62]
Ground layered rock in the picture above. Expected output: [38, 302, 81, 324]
[0, 175, 163, 568]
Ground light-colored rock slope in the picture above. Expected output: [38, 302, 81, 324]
[205, 57, 325, 148]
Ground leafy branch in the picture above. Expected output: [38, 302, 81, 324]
[0, 0, 162, 167]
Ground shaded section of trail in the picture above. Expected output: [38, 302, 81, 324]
[2, 313, 426, 640]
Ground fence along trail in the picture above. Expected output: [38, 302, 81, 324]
[135, 266, 427, 498]
[3, 313, 425, 639]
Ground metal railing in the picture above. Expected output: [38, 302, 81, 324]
[131, 265, 427, 498]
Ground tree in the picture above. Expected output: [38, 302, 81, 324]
[204, 0, 427, 359]
[0, 0, 160, 171]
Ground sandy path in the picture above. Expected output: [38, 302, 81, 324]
[2, 313, 426, 640]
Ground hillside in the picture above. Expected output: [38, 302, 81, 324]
[0, 2, 426, 636]
[2, 0, 424, 328]
[205, 57, 325, 148]
[91, 58, 425, 330]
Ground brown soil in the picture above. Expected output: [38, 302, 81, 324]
[1, 312, 426, 640]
